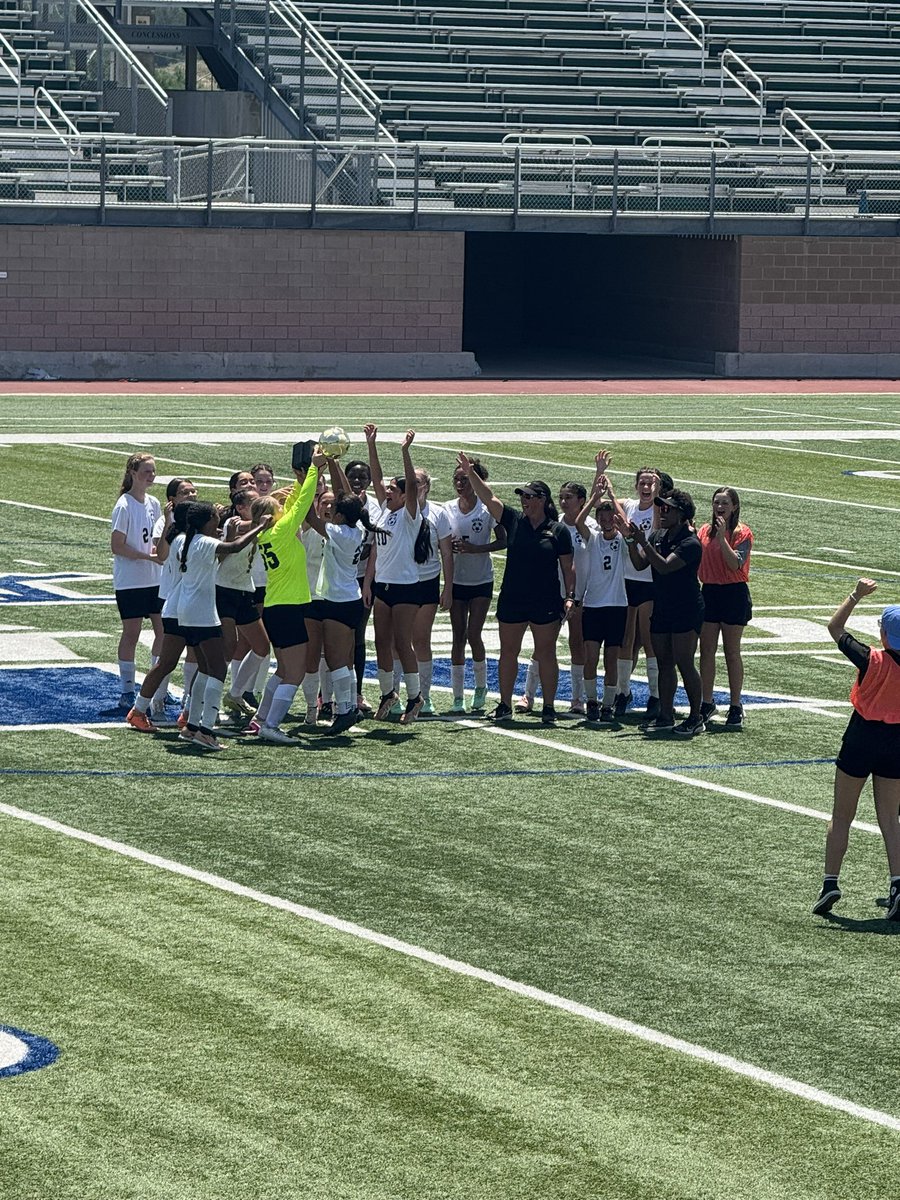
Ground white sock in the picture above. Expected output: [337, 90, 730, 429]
[585, 676, 598, 702]
[418, 659, 433, 702]
[255, 656, 271, 696]
[571, 664, 584, 703]
[451, 663, 465, 699]
[266, 682, 298, 728]
[378, 668, 394, 696]
[392, 658, 403, 692]
[332, 666, 354, 715]
[525, 658, 540, 699]
[301, 672, 320, 710]
[603, 683, 616, 707]
[134, 694, 151, 714]
[319, 659, 333, 704]
[646, 656, 660, 699]
[473, 659, 487, 688]
[152, 671, 173, 708]
[118, 659, 136, 691]
[183, 660, 199, 699]
[616, 658, 631, 695]
[200, 677, 224, 732]
[228, 657, 243, 691]
[256, 674, 282, 723]
[403, 671, 420, 701]
[188, 673, 208, 728]
[233, 650, 267, 698]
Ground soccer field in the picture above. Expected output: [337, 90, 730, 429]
[1, 389, 899, 1200]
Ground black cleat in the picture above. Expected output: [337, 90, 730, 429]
[488, 702, 514, 721]
[812, 882, 842, 916]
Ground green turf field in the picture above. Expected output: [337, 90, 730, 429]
[1, 392, 899, 1199]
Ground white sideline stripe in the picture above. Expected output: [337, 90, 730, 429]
[746, 407, 900, 430]
[721, 440, 900, 468]
[0, 498, 108, 522]
[68, 442, 293, 483]
[0, 800, 896, 1134]
[460, 722, 880, 835]
[69, 726, 110, 741]
[754, 551, 900, 578]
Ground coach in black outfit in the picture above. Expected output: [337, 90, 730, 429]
[456, 454, 574, 724]
[628, 489, 705, 737]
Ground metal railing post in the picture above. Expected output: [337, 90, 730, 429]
[512, 145, 521, 224]
[99, 137, 107, 224]
[707, 149, 716, 232]
[310, 142, 317, 224]
[206, 139, 214, 225]
[264, 0, 270, 73]
[213, 0, 221, 39]
[804, 153, 812, 234]
[610, 147, 619, 231]
[335, 63, 343, 140]
[298, 24, 306, 126]
[412, 143, 420, 228]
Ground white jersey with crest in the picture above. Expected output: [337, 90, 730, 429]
[582, 529, 628, 608]
[445, 497, 497, 587]
[216, 517, 256, 592]
[561, 514, 598, 601]
[372, 502, 420, 586]
[322, 522, 363, 603]
[622, 498, 655, 582]
[111, 492, 162, 590]
[416, 500, 451, 582]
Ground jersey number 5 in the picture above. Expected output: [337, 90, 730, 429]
[260, 544, 280, 570]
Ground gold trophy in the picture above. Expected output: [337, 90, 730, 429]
[319, 426, 350, 459]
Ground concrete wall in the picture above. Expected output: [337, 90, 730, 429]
[0, 226, 475, 379]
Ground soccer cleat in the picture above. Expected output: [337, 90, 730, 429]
[724, 704, 744, 731]
[126, 707, 157, 733]
[400, 694, 424, 726]
[812, 882, 842, 917]
[641, 715, 675, 734]
[644, 696, 660, 721]
[223, 692, 257, 718]
[541, 706, 557, 725]
[119, 690, 136, 709]
[585, 700, 600, 722]
[420, 699, 436, 717]
[673, 716, 706, 738]
[613, 692, 632, 720]
[488, 702, 513, 721]
[178, 726, 197, 742]
[328, 708, 362, 736]
[357, 694, 373, 716]
[449, 697, 467, 714]
[700, 700, 718, 724]
[599, 705, 614, 725]
[471, 687, 489, 711]
[887, 881, 900, 921]
[375, 691, 399, 721]
[569, 701, 585, 716]
[318, 702, 334, 723]
[193, 731, 226, 751]
[246, 719, 261, 735]
[258, 724, 299, 745]
[303, 708, 318, 726]
[390, 699, 403, 716]
[514, 696, 534, 714]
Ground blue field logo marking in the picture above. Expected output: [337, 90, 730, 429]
[0, 665, 124, 725]
[0, 572, 113, 604]
[0, 1026, 60, 1078]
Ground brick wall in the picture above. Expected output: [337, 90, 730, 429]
[738, 236, 900, 355]
[0, 227, 465, 356]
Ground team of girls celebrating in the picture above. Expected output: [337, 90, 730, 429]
[112, 434, 760, 744]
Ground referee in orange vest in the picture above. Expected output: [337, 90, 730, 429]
[813, 578, 900, 920]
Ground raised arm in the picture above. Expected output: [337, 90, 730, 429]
[575, 484, 603, 542]
[364, 424, 386, 507]
[458, 451, 504, 524]
[276, 457, 324, 536]
[215, 516, 272, 559]
[827, 577, 877, 643]
[326, 455, 352, 498]
[400, 430, 418, 518]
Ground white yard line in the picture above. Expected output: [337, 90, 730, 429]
[0, 798, 897, 1134]
[720, 440, 900, 468]
[753, 551, 900, 578]
[460, 721, 877, 833]
[0, 498, 108, 522]
[745, 407, 900, 430]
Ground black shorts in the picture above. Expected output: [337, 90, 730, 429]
[181, 624, 223, 648]
[651, 603, 705, 637]
[301, 599, 327, 624]
[625, 578, 654, 608]
[115, 586, 162, 620]
[216, 585, 260, 627]
[496, 593, 563, 626]
[263, 604, 309, 649]
[836, 711, 900, 779]
[373, 580, 420, 608]
[253, 585, 266, 606]
[453, 580, 493, 603]
[161, 616, 185, 639]
[412, 574, 441, 606]
[582, 605, 628, 648]
[320, 598, 365, 629]
[702, 582, 752, 627]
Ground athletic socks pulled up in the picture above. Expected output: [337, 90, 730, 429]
[200, 677, 224, 733]
[418, 659, 433, 702]
[256, 674, 283, 724]
[266, 683, 299, 729]
[451, 663, 465, 699]
[118, 659, 136, 691]
[331, 666, 355, 715]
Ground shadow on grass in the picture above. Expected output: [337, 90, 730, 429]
[820, 913, 900, 935]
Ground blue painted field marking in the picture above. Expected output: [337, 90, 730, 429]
[0, 1026, 60, 1078]
[0, 573, 113, 604]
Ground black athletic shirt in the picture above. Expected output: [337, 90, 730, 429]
[498, 505, 573, 607]
[648, 525, 702, 611]
[838, 632, 900, 682]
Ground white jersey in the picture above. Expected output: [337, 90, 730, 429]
[216, 517, 257, 592]
[160, 533, 184, 616]
[176, 533, 220, 628]
[322, 522, 363, 603]
[445, 497, 496, 587]
[417, 501, 451, 582]
[562, 514, 597, 601]
[111, 492, 161, 591]
[372, 502, 420, 586]
[582, 529, 628, 608]
[622, 498, 655, 582]
[250, 549, 267, 589]
[302, 526, 326, 599]
[355, 494, 379, 580]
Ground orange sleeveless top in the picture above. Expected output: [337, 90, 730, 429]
[850, 648, 900, 724]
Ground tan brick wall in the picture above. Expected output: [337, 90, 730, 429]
[0, 227, 464, 354]
[739, 236, 900, 355]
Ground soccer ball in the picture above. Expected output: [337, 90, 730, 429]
[319, 426, 350, 459]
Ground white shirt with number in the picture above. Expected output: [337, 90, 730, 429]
[416, 500, 451, 582]
[582, 529, 628, 608]
[562, 514, 597, 601]
[322, 522, 363, 603]
[622, 498, 654, 582]
[111, 492, 161, 591]
[216, 517, 256, 593]
[373, 503, 420, 586]
[176, 533, 220, 628]
[445, 497, 496, 587]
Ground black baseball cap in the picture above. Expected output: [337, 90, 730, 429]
[654, 494, 687, 513]
[515, 480, 552, 501]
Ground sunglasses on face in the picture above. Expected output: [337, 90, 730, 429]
[657, 503, 674, 514]
[520, 492, 539, 500]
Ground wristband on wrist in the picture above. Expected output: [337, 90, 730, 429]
[849, 592, 861, 603]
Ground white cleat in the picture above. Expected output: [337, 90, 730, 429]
[257, 724, 299, 745]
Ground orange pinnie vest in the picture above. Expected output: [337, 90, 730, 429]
[850, 648, 900, 724]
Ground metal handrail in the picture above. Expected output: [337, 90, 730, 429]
[34, 85, 81, 150]
[75, 0, 168, 106]
[721, 48, 765, 137]
[642, 135, 731, 153]
[0, 32, 22, 123]
[779, 107, 835, 172]
[663, 0, 707, 82]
